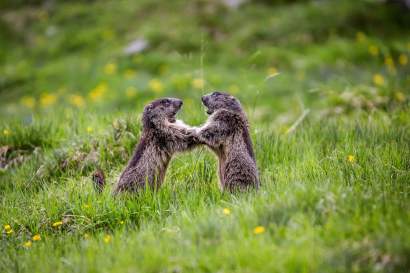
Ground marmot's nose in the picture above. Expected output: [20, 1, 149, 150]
[174, 99, 183, 108]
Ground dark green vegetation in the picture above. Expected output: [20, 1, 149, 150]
[0, 0, 409, 272]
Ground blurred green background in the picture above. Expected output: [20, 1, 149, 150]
[0, 0, 408, 124]
[0, 1, 409, 273]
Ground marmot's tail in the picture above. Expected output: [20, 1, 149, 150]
[91, 168, 105, 193]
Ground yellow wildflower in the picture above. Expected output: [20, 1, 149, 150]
[125, 87, 137, 98]
[4, 224, 13, 234]
[83, 203, 91, 209]
[23, 241, 32, 248]
[52, 221, 63, 228]
[399, 54, 408, 66]
[267, 67, 279, 77]
[281, 126, 290, 135]
[69, 94, 85, 108]
[89, 83, 108, 102]
[120, 220, 125, 225]
[385, 57, 394, 66]
[222, 208, 231, 215]
[372, 74, 385, 86]
[104, 63, 117, 75]
[86, 127, 93, 133]
[253, 226, 265, 235]
[148, 79, 164, 93]
[3, 129, 10, 136]
[385, 57, 396, 73]
[84, 233, 89, 239]
[368, 45, 379, 56]
[192, 78, 205, 89]
[356, 32, 366, 42]
[394, 91, 405, 102]
[40, 93, 57, 108]
[347, 155, 355, 163]
[32, 234, 41, 241]
[20, 96, 36, 109]
[103, 234, 112, 243]
[124, 69, 136, 79]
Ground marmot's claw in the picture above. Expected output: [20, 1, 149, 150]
[182, 128, 197, 136]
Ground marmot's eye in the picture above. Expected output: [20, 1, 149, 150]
[163, 100, 171, 107]
[212, 92, 221, 96]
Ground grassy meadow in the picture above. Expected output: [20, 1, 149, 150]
[1, 0, 409, 272]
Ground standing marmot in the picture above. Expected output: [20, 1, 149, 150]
[195, 91, 259, 192]
[113, 98, 196, 194]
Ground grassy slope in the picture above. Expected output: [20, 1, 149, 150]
[0, 0, 409, 272]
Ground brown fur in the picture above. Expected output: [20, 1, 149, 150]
[113, 98, 196, 194]
[196, 91, 259, 192]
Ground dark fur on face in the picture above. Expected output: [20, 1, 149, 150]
[201, 91, 242, 115]
[143, 98, 183, 127]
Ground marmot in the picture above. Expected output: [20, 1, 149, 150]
[112, 98, 196, 194]
[195, 91, 259, 192]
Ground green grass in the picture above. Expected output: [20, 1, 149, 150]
[1, 0, 409, 272]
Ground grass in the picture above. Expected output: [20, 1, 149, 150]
[0, 0, 409, 272]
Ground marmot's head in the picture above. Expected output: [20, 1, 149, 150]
[143, 98, 183, 127]
[201, 91, 242, 115]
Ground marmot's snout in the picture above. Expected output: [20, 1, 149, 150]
[170, 98, 183, 115]
[172, 98, 183, 109]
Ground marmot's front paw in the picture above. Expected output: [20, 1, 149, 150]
[185, 130, 200, 144]
[180, 127, 196, 135]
